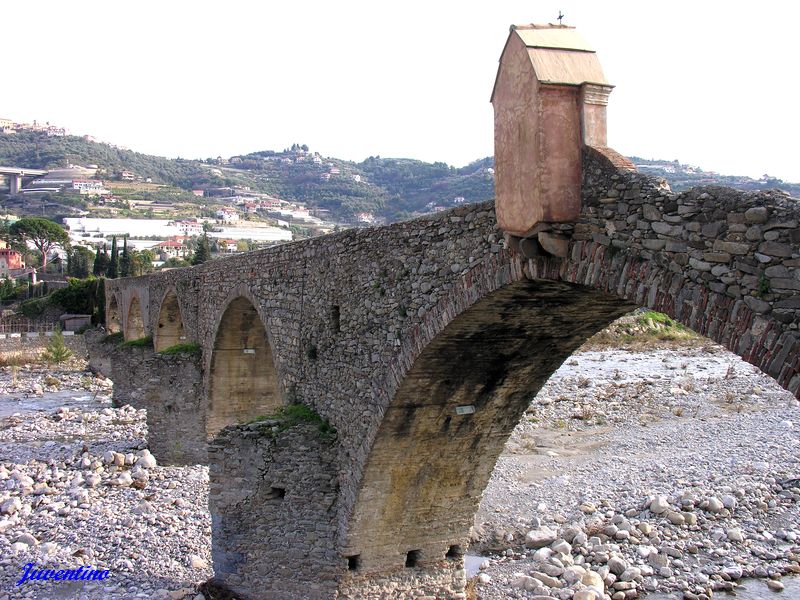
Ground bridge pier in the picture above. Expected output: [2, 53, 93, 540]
[208, 420, 468, 600]
[87, 335, 207, 465]
[209, 421, 342, 599]
[8, 173, 22, 195]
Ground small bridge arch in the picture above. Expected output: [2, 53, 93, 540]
[106, 294, 122, 334]
[124, 295, 145, 341]
[207, 293, 283, 438]
[154, 288, 186, 352]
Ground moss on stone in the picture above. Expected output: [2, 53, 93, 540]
[252, 403, 336, 438]
[158, 341, 201, 356]
[119, 336, 153, 349]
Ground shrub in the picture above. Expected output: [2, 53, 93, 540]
[43, 328, 73, 364]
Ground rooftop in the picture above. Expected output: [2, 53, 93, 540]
[492, 23, 610, 96]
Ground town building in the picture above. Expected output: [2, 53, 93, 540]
[154, 239, 188, 260]
[0, 248, 25, 276]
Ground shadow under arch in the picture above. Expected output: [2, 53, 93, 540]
[107, 295, 121, 333]
[154, 288, 185, 352]
[207, 295, 282, 439]
[343, 278, 635, 572]
[125, 296, 145, 340]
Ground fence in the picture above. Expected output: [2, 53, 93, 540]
[0, 318, 57, 335]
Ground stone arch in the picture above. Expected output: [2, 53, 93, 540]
[154, 288, 185, 352]
[343, 277, 632, 574]
[207, 294, 283, 439]
[343, 242, 798, 578]
[125, 295, 145, 341]
[106, 294, 121, 333]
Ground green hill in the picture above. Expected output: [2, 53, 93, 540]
[0, 131, 796, 225]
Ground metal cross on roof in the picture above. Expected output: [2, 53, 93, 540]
[557, 11, 565, 25]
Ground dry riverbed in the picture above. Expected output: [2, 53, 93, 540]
[0, 340, 798, 599]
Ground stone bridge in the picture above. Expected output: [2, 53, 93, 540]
[97, 23, 800, 600]
[101, 146, 800, 599]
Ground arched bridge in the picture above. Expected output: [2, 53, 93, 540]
[102, 146, 800, 599]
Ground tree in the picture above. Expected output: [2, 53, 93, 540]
[192, 233, 211, 265]
[93, 244, 109, 276]
[43, 327, 73, 364]
[107, 236, 119, 278]
[131, 249, 154, 276]
[9, 217, 70, 270]
[119, 238, 131, 277]
[160, 257, 189, 269]
[68, 246, 94, 278]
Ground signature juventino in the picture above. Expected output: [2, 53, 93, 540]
[16, 563, 111, 586]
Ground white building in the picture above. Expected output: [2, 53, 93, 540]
[216, 207, 240, 222]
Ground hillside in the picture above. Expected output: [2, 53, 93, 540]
[0, 131, 796, 225]
[629, 156, 800, 198]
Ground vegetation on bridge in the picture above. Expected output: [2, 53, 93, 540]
[251, 404, 336, 439]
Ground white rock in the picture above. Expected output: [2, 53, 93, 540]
[650, 496, 670, 514]
[188, 554, 207, 569]
[137, 450, 157, 469]
[525, 526, 557, 548]
[112, 472, 133, 487]
[582, 569, 604, 589]
[40, 542, 58, 554]
[15, 532, 38, 546]
[1, 497, 22, 515]
[727, 528, 744, 542]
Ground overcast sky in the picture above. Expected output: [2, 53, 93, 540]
[3, 1, 798, 182]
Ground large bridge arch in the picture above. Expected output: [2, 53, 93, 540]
[207, 293, 283, 438]
[342, 237, 799, 584]
[124, 295, 145, 340]
[154, 288, 186, 352]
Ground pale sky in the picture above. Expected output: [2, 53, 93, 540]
[3, 1, 799, 182]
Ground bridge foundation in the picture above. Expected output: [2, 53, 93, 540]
[208, 421, 468, 600]
[89, 337, 206, 465]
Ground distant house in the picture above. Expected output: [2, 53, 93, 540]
[0, 248, 25, 276]
[192, 189, 205, 197]
[329, 167, 340, 175]
[72, 180, 110, 195]
[352, 174, 361, 183]
[320, 173, 331, 181]
[216, 207, 240, 223]
[154, 239, 187, 260]
[174, 220, 203, 236]
[120, 170, 135, 181]
[216, 239, 239, 254]
[356, 212, 376, 224]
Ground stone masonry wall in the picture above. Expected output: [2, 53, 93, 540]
[90, 339, 206, 465]
[575, 146, 799, 390]
[208, 421, 341, 599]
